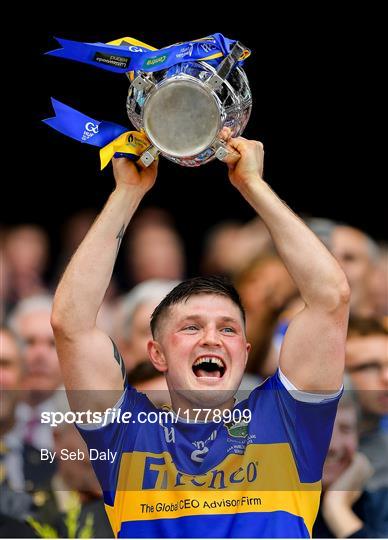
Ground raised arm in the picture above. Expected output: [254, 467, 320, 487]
[225, 138, 350, 392]
[51, 158, 158, 411]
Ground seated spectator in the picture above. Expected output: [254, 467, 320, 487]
[123, 208, 185, 287]
[307, 219, 382, 318]
[0, 327, 55, 522]
[314, 392, 388, 538]
[234, 253, 297, 377]
[345, 317, 388, 491]
[29, 423, 113, 538]
[201, 217, 273, 276]
[2, 225, 50, 314]
[113, 280, 180, 372]
[127, 361, 170, 407]
[331, 225, 380, 318]
[56, 210, 98, 272]
[369, 243, 388, 323]
[7, 295, 65, 453]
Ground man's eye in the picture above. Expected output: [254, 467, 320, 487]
[183, 325, 198, 331]
[222, 327, 235, 333]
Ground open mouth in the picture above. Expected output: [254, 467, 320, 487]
[192, 356, 226, 378]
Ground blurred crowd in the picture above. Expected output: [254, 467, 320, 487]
[0, 209, 387, 537]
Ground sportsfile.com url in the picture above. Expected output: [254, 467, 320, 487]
[41, 408, 252, 427]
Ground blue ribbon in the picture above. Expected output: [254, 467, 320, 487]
[46, 33, 248, 74]
[42, 98, 127, 147]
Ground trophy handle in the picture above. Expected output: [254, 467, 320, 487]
[207, 41, 247, 91]
[213, 140, 240, 163]
[140, 145, 160, 167]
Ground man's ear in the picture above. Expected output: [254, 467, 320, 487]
[245, 342, 251, 366]
[148, 340, 168, 373]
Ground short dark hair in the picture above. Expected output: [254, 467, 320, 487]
[348, 316, 388, 338]
[150, 275, 246, 338]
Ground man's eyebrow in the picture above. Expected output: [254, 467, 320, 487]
[178, 315, 204, 323]
[347, 358, 385, 370]
[178, 315, 240, 324]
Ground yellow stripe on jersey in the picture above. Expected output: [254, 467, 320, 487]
[105, 443, 321, 537]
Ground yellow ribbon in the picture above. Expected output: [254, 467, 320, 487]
[99, 131, 151, 169]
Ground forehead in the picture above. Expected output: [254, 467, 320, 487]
[346, 335, 388, 364]
[18, 310, 52, 336]
[168, 294, 243, 325]
[332, 228, 368, 254]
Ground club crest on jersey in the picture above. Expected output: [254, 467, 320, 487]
[224, 420, 249, 438]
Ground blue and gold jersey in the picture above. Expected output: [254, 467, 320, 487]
[78, 370, 340, 538]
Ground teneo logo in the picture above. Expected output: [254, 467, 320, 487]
[94, 52, 130, 69]
[143, 54, 169, 68]
[224, 420, 249, 438]
[142, 456, 258, 490]
[82, 122, 99, 141]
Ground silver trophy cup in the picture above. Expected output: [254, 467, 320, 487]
[126, 42, 252, 167]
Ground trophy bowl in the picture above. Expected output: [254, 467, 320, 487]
[126, 59, 252, 167]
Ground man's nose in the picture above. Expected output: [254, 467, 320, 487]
[28, 344, 50, 364]
[199, 327, 221, 347]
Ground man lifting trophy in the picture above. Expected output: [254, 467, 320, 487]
[47, 34, 350, 538]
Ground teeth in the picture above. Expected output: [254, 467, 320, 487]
[193, 357, 224, 368]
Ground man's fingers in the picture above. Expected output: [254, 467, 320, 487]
[228, 137, 263, 153]
[219, 127, 232, 141]
[222, 149, 241, 166]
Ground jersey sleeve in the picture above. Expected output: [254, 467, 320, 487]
[249, 369, 342, 484]
[76, 384, 155, 503]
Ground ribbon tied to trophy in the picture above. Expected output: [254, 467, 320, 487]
[43, 33, 253, 168]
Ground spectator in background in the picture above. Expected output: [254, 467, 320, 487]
[307, 219, 381, 318]
[123, 208, 185, 287]
[113, 279, 180, 373]
[369, 243, 388, 323]
[264, 220, 385, 381]
[345, 317, 388, 493]
[7, 295, 64, 453]
[313, 392, 388, 538]
[0, 241, 10, 324]
[113, 280, 180, 405]
[1, 326, 29, 513]
[53, 209, 97, 282]
[127, 361, 171, 407]
[53, 210, 119, 334]
[331, 225, 380, 318]
[201, 217, 272, 276]
[0, 327, 55, 522]
[28, 423, 113, 538]
[2, 225, 50, 314]
[234, 253, 297, 377]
